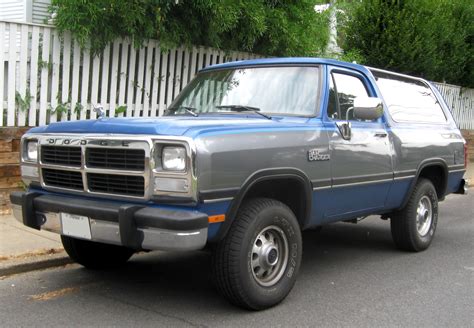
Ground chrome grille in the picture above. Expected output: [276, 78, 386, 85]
[87, 173, 145, 197]
[42, 168, 84, 190]
[86, 148, 145, 171]
[30, 135, 195, 202]
[41, 146, 81, 167]
[36, 137, 151, 199]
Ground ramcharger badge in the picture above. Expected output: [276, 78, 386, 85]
[308, 149, 330, 161]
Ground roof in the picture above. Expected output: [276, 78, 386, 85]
[200, 57, 371, 75]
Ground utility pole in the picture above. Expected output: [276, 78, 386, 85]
[315, 1, 342, 57]
[327, 0, 342, 56]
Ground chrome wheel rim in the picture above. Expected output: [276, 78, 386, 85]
[251, 225, 289, 287]
[416, 196, 433, 236]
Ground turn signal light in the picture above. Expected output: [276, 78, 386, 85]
[208, 215, 225, 223]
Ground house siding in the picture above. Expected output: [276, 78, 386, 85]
[32, 0, 51, 24]
[0, 0, 26, 22]
[0, 0, 51, 24]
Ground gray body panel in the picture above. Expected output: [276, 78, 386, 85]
[325, 120, 393, 218]
[195, 126, 330, 192]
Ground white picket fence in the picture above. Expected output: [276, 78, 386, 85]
[0, 20, 261, 127]
[433, 82, 474, 130]
[1, 20, 473, 130]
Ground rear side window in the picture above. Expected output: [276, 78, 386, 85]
[372, 71, 447, 123]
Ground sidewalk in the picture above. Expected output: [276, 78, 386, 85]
[0, 214, 71, 276]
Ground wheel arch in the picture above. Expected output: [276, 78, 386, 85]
[214, 168, 313, 242]
[399, 158, 448, 210]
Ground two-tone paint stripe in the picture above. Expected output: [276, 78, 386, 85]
[448, 164, 466, 174]
[312, 172, 395, 191]
[200, 164, 465, 202]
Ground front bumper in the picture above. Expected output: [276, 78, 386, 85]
[10, 192, 208, 251]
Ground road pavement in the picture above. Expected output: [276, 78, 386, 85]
[0, 193, 472, 327]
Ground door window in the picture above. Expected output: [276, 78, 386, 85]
[327, 72, 370, 121]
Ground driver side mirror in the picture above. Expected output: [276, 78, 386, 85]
[353, 97, 384, 121]
[336, 97, 384, 141]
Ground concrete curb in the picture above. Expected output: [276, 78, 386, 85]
[0, 252, 73, 277]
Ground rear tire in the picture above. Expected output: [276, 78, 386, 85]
[212, 198, 302, 310]
[61, 236, 135, 269]
[390, 178, 438, 252]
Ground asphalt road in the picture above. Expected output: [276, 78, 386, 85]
[1, 193, 472, 327]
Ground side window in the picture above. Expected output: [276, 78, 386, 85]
[372, 71, 447, 124]
[332, 72, 370, 121]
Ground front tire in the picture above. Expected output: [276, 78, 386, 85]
[212, 198, 302, 310]
[61, 236, 135, 269]
[390, 178, 438, 252]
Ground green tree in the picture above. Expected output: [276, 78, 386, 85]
[51, 0, 330, 57]
[340, 0, 474, 87]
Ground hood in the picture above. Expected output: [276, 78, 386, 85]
[27, 115, 311, 138]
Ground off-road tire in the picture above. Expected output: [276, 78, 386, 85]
[212, 198, 302, 310]
[61, 235, 135, 269]
[390, 178, 438, 252]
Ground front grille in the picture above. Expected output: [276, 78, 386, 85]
[86, 148, 145, 171]
[87, 173, 144, 197]
[38, 138, 149, 199]
[42, 168, 84, 190]
[41, 146, 82, 167]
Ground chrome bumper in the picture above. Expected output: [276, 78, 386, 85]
[11, 192, 208, 252]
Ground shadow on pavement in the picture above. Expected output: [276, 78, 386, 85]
[68, 219, 398, 313]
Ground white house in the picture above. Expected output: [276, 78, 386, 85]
[0, 0, 51, 24]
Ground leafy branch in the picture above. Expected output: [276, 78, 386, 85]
[115, 105, 127, 116]
[48, 99, 69, 120]
[50, 0, 329, 57]
[15, 90, 33, 112]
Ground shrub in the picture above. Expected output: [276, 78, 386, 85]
[51, 0, 330, 57]
[340, 0, 474, 87]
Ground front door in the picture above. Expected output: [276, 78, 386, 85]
[324, 68, 393, 220]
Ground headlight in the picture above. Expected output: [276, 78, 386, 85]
[162, 146, 186, 171]
[24, 140, 38, 162]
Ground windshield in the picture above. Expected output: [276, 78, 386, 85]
[168, 66, 320, 116]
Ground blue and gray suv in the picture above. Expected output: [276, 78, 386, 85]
[11, 58, 468, 309]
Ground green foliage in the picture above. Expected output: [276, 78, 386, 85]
[338, 49, 365, 64]
[115, 105, 127, 116]
[49, 100, 69, 120]
[18, 180, 28, 191]
[15, 90, 33, 112]
[50, 0, 330, 57]
[73, 103, 83, 115]
[38, 59, 52, 71]
[340, 0, 474, 87]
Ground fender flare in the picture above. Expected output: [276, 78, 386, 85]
[212, 167, 313, 242]
[398, 158, 449, 210]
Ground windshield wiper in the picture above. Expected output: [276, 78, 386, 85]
[216, 105, 272, 120]
[165, 106, 199, 117]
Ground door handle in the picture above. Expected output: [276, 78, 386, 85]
[374, 132, 388, 138]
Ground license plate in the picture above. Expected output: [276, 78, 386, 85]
[61, 213, 92, 240]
